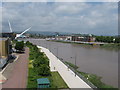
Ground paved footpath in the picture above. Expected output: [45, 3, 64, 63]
[2, 48, 29, 88]
[38, 46, 93, 89]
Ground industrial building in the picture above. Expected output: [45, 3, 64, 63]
[0, 38, 11, 68]
[71, 34, 96, 42]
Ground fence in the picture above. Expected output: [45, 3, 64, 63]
[58, 58, 97, 89]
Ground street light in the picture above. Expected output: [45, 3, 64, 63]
[71, 47, 77, 77]
[44, 41, 47, 48]
[54, 45, 64, 60]
[48, 42, 51, 52]
[71, 55, 77, 77]
[53, 47, 58, 60]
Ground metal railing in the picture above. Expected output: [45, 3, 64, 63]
[58, 58, 97, 89]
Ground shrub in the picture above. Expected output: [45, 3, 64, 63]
[36, 64, 51, 76]
[27, 41, 51, 77]
[15, 41, 24, 52]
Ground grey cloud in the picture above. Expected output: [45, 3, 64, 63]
[2, 2, 118, 35]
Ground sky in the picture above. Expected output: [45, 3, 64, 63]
[1, 1, 118, 35]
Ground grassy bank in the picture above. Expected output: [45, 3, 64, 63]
[26, 41, 68, 89]
[65, 61, 78, 69]
[101, 43, 120, 50]
[51, 72, 68, 88]
[77, 71, 114, 89]
[64, 61, 118, 89]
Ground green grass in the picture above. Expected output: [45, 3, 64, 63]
[27, 68, 38, 88]
[51, 72, 68, 89]
[64, 61, 78, 69]
[77, 71, 115, 88]
[101, 43, 120, 50]
[27, 45, 68, 89]
[27, 67, 68, 88]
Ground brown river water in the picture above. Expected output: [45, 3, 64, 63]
[25, 39, 118, 88]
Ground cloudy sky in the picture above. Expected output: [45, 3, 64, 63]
[1, 1, 118, 35]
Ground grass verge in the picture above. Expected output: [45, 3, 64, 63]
[50, 72, 68, 88]
[65, 61, 78, 69]
[101, 43, 120, 50]
[27, 65, 68, 88]
[26, 41, 68, 89]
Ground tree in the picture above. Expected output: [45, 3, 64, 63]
[36, 64, 50, 76]
[15, 41, 24, 52]
[33, 56, 49, 68]
[96, 36, 114, 43]
[38, 56, 49, 65]
[115, 37, 120, 43]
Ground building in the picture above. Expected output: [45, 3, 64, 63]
[0, 38, 10, 57]
[71, 36, 84, 41]
[0, 32, 16, 40]
[71, 34, 96, 42]
[55, 36, 72, 41]
[0, 38, 11, 68]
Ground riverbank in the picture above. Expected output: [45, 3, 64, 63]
[64, 61, 118, 89]
[49, 40, 120, 50]
[101, 43, 120, 50]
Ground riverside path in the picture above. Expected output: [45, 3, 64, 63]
[37, 46, 93, 89]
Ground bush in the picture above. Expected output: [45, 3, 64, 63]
[26, 41, 51, 77]
[36, 64, 51, 76]
[15, 41, 24, 52]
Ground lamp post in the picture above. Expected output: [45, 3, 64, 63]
[74, 51, 77, 77]
[74, 36, 77, 77]
[71, 54, 77, 77]
[56, 45, 58, 60]
[54, 45, 64, 60]
[53, 47, 59, 60]
[44, 41, 47, 48]
[49, 43, 51, 52]
[71, 46, 77, 77]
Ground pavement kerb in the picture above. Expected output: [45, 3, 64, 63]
[0, 55, 19, 74]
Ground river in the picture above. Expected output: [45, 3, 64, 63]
[25, 38, 118, 88]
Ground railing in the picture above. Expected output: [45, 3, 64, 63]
[58, 58, 97, 89]
[42, 45, 97, 89]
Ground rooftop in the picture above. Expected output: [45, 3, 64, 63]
[0, 38, 9, 41]
[37, 78, 50, 84]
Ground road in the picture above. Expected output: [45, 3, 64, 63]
[2, 48, 29, 88]
[38, 46, 93, 89]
